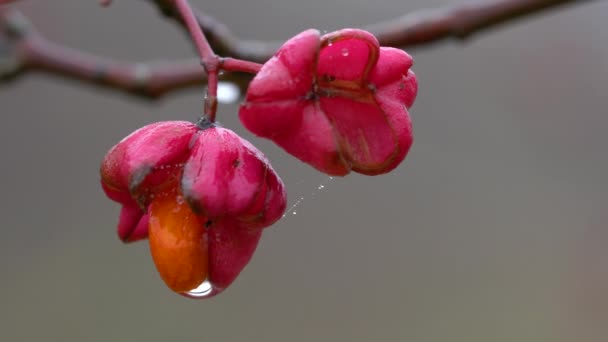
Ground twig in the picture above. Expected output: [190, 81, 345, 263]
[0, 9, 211, 99]
[170, 0, 263, 119]
[173, 0, 219, 119]
[221, 57, 262, 75]
[150, 0, 592, 62]
[150, 0, 280, 63]
[367, 0, 593, 48]
[1, 0, 595, 99]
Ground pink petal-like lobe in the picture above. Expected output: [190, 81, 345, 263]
[318, 29, 379, 83]
[320, 97, 398, 174]
[118, 207, 150, 242]
[101, 121, 198, 206]
[208, 219, 263, 291]
[240, 28, 417, 176]
[182, 127, 287, 225]
[273, 103, 349, 176]
[182, 128, 265, 218]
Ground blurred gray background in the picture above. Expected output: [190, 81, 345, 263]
[1, 1, 607, 341]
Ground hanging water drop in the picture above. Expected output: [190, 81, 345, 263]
[341, 48, 349, 57]
[184, 279, 214, 298]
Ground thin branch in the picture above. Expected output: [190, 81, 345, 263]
[150, 0, 592, 62]
[173, 0, 219, 119]
[173, 0, 216, 64]
[0, 0, 596, 99]
[221, 57, 262, 75]
[149, 0, 281, 63]
[0, 9, 210, 99]
[367, 0, 594, 48]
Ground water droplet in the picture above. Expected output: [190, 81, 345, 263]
[341, 48, 349, 57]
[283, 196, 304, 218]
[176, 196, 184, 205]
[281, 176, 334, 219]
[184, 279, 213, 298]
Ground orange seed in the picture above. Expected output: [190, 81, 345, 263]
[148, 190, 208, 293]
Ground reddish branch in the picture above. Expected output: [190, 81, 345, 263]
[150, 0, 590, 62]
[0, 0, 594, 99]
[173, 0, 220, 118]
[0, 9, 209, 99]
[368, 0, 592, 48]
[149, 0, 280, 63]
[170, 0, 264, 118]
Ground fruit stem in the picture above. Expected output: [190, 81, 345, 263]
[173, 0, 219, 121]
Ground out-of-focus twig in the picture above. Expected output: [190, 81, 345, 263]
[0, 8, 249, 99]
[0, 0, 595, 99]
[149, 0, 592, 62]
[150, 0, 280, 63]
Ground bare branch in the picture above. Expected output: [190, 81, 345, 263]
[150, 0, 592, 62]
[0, 0, 595, 99]
[149, 0, 281, 63]
[368, 0, 593, 48]
[0, 8, 215, 99]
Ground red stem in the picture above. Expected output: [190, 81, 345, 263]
[2, 2, 593, 100]
[173, 0, 215, 64]
[173, 0, 219, 121]
[221, 58, 262, 74]
[22, 36, 207, 98]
